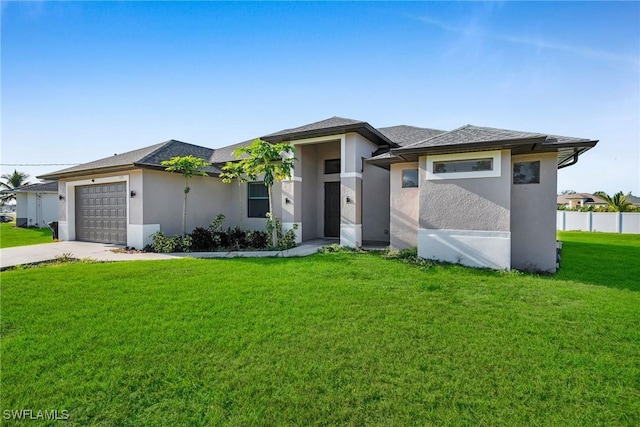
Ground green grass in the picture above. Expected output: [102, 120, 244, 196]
[1, 233, 639, 426]
[555, 231, 640, 291]
[0, 222, 53, 249]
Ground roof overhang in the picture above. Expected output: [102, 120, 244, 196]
[367, 136, 598, 168]
[38, 161, 222, 180]
[262, 123, 397, 147]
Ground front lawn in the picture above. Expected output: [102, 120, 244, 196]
[1, 233, 639, 425]
[0, 222, 53, 248]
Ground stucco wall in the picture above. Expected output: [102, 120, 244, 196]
[390, 162, 419, 250]
[510, 153, 558, 272]
[142, 169, 233, 236]
[362, 162, 390, 242]
[300, 144, 319, 240]
[417, 150, 512, 269]
[15, 193, 28, 227]
[419, 150, 511, 231]
[142, 169, 281, 236]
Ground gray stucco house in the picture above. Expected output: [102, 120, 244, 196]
[40, 116, 597, 272]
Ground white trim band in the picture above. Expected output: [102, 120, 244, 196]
[418, 228, 511, 270]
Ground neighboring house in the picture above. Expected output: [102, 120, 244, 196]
[40, 116, 597, 272]
[625, 193, 640, 207]
[557, 193, 608, 209]
[10, 181, 59, 228]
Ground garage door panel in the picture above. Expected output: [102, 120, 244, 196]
[76, 182, 127, 244]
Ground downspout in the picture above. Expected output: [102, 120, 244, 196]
[558, 153, 579, 170]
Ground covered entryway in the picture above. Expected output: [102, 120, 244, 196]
[75, 182, 127, 244]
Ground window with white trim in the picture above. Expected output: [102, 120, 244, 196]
[426, 150, 502, 180]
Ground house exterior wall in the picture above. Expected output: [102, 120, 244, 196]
[300, 144, 319, 241]
[15, 191, 58, 228]
[390, 162, 419, 250]
[15, 193, 28, 227]
[510, 152, 558, 273]
[341, 133, 380, 246]
[142, 169, 282, 239]
[362, 161, 390, 242]
[417, 150, 512, 269]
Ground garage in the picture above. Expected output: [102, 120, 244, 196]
[75, 182, 127, 244]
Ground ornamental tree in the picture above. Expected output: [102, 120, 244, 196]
[232, 138, 296, 246]
[161, 155, 211, 237]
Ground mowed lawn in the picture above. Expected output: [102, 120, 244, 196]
[0, 222, 53, 248]
[1, 233, 639, 425]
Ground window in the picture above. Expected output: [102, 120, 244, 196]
[426, 150, 502, 180]
[248, 182, 269, 218]
[325, 159, 341, 174]
[433, 158, 493, 173]
[513, 161, 540, 184]
[402, 169, 418, 188]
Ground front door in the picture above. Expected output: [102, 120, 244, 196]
[324, 182, 340, 238]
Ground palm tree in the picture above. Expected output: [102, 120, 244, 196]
[161, 155, 211, 237]
[594, 191, 633, 212]
[1, 170, 31, 203]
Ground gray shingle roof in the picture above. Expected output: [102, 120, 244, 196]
[209, 139, 255, 164]
[377, 125, 446, 146]
[262, 116, 393, 146]
[401, 125, 549, 149]
[39, 140, 220, 180]
[10, 181, 58, 193]
[263, 116, 366, 138]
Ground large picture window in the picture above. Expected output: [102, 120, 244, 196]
[248, 182, 269, 218]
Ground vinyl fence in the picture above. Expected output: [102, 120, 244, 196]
[557, 211, 640, 234]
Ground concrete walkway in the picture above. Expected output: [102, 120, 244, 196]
[0, 239, 331, 270]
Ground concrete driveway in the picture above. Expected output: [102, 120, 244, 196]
[0, 241, 178, 269]
[0, 239, 329, 270]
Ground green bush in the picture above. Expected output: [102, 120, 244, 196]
[190, 227, 215, 251]
[150, 231, 183, 253]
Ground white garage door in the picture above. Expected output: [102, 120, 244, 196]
[75, 182, 127, 244]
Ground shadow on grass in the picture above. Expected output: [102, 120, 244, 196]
[549, 240, 640, 292]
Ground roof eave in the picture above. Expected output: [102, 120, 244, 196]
[262, 123, 395, 147]
[390, 137, 549, 161]
[37, 164, 139, 181]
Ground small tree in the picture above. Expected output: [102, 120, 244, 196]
[1, 170, 31, 203]
[595, 191, 633, 212]
[219, 161, 248, 229]
[161, 155, 211, 237]
[233, 138, 296, 247]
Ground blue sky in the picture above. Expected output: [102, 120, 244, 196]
[2, 1, 639, 195]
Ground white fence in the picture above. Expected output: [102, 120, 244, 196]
[557, 211, 640, 234]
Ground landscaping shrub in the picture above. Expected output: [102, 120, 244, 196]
[227, 226, 248, 251]
[150, 231, 183, 253]
[147, 212, 299, 253]
[190, 227, 215, 251]
[247, 230, 269, 249]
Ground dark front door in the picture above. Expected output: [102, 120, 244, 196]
[324, 182, 340, 238]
